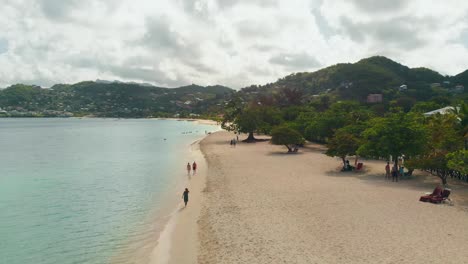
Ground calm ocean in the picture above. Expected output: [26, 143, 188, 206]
[0, 118, 219, 264]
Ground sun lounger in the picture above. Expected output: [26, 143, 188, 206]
[430, 189, 451, 204]
[355, 162, 363, 171]
[419, 186, 443, 202]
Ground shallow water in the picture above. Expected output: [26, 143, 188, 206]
[0, 118, 218, 264]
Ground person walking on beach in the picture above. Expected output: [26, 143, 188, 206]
[182, 188, 189, 207]
[186, 162, 191, 175]
[192, 161, 197, 174]
[385, 162, 390, 180]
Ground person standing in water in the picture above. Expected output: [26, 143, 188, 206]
[182, 188, 189, 207]
[186, 162, 191, 175]
[192, 161, 197, 174]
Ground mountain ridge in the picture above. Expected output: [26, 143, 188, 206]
[0, 56, 466, 117]
[239, 56, 466, 103]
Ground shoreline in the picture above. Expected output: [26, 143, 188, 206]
[151, 117, 219, 125]
[0, 117, 219, 126]
[110, 123, 219, 264]
[148, 135, 211, 264]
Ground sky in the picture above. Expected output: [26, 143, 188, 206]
[1, 0, 467, 89]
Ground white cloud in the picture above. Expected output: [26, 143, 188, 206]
[0, 0, 467, 89]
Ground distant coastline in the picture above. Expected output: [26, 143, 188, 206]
[0, 115, 220, 124]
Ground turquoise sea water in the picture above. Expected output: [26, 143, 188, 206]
[0, 118, 218, 264]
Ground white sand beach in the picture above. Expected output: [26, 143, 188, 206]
[156, 131, 468, 264]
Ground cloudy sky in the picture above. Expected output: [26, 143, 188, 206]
[1, 0, 468, 89]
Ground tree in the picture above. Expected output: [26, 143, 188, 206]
[447, 150, 468, 175]
[236, 107, 261, 141]
[305, 101, 373, 143]
[410, 101, 442, 113]
[256, 106, 283, 135]
[275, 87, 304, 106]
[450, 102, 468, 138]
[325, 125, 363, 167]
[221, 95, 244, 132]
[271, 127, 305, 152]
[229, 106, 283, 142]
[406, 114, 464, 184]
[357, 112, 428, 168]
[280, 107, 317, 137]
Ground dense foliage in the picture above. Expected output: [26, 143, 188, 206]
[447, 150, 468, 175]
[357, 112, 428, 164]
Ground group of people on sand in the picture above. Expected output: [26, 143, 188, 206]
[342, 160, 354, 171]
[182, 161, 197, 207]
[230, 138, 237, 147]
[186, 161, 197, 175]
[385, 161, 405, 182]
[230, 135, 239, 147]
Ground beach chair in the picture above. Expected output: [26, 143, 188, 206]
[419, 186, 443, 203]
[430, 189, 451, 204]
[355, 162, 363, 171]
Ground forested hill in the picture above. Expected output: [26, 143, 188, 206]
[0, 81, 233, 118]
[453, 69, 468, 86]
[1, 56, 466, 118]
[240, 56, 467, 104]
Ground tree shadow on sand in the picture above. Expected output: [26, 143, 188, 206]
[325, 167, 468, 208]
[242, 138, 270, 143]
[267, 151, 305, 156]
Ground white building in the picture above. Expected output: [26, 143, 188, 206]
[423, 106, 457, 117]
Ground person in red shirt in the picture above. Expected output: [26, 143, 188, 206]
[385, 162, 390, 180]
[192, 161, 197, 175]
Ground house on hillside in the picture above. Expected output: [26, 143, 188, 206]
[366, 94, 383, 103]
[399, 84, 407, 91]
[452, 85, 464, 93]
[423, 106, 457, 117]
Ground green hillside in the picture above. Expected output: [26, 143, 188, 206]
[453, 69, 468, 86]
[240, 56, 464, 106]
[0, 81, 233, 117]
